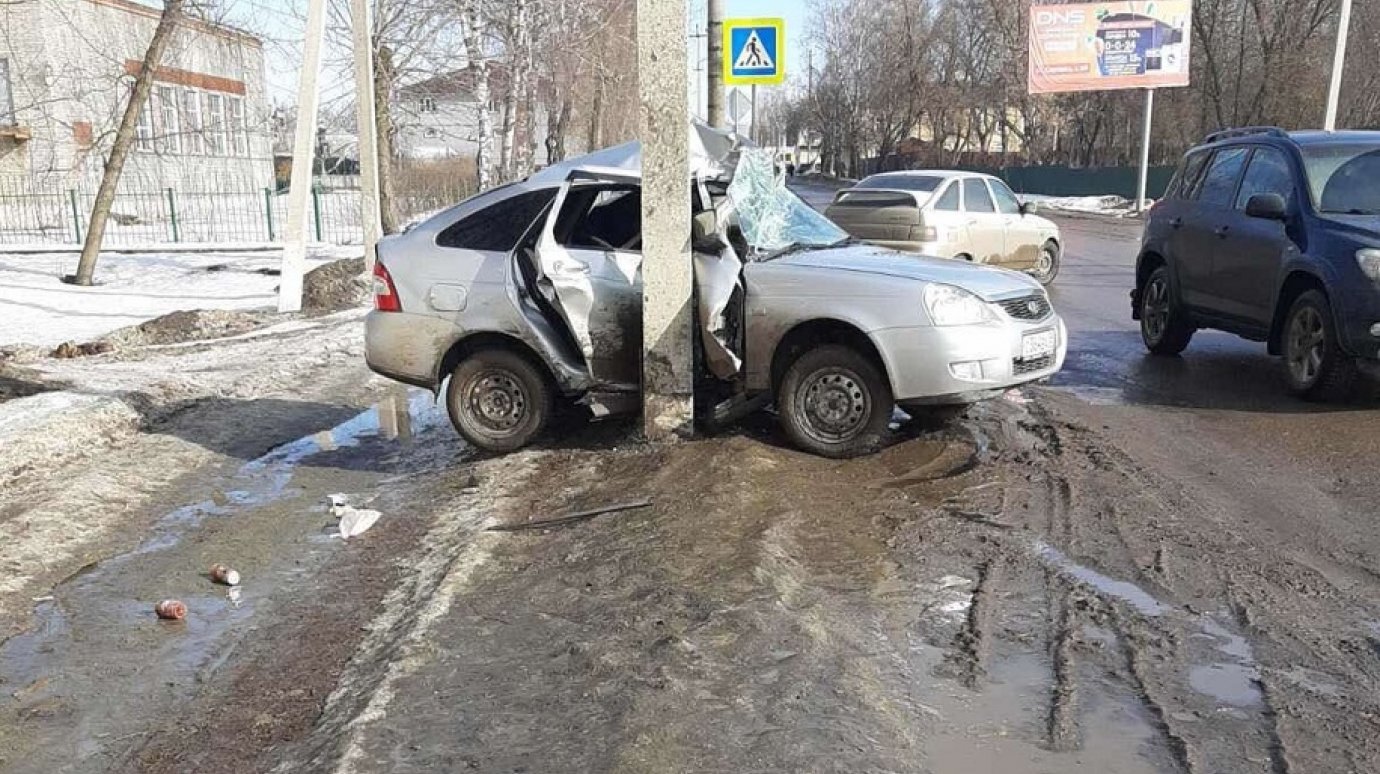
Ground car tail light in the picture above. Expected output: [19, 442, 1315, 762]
[909, 224, 939, 242]
[373, 260, 401, 312]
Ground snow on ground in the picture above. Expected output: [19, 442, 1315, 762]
[0, 245, 359, 347]
[1022, 193, 1145, 217]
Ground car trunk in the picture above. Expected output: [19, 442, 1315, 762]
[824, 191, 926, 243]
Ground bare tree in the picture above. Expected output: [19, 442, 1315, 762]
[71, 0, 186, 286]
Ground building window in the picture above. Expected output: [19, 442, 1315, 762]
[227, 96, 247, 156]
[419, 96, 436, 113]
[135, 98, 155, 152]
[156, 85, 180, 154]
[181, 88, 203, 154]
[0, 58, 13, 126]
[205, 92, 226, 154]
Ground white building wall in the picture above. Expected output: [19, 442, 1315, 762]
[0, 0, 272, 192]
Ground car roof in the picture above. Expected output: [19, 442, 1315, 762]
[1193, 128, 1380, 154]
[864, 170, 990, 181]
[1287, 129, 1380, 146]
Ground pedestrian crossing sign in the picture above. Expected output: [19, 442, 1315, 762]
[724, 17, 785, 86]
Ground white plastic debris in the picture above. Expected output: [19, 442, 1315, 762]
[337, 506, 382, 540]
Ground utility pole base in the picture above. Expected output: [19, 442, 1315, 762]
[638, 0, 694, 444]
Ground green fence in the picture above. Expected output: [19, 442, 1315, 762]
[985, 165, 1179, 199]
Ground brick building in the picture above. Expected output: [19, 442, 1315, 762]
[0, 0, 272, 191]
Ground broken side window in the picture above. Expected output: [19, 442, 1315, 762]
[437, 188, 557, 252]
[558, 185, 643, 252]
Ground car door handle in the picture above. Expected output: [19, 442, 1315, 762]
[1168, 217, 1183, 229]
[1214, 225, 1231, 238]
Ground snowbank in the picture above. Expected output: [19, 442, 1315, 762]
[0, 246, 359, 347]
[1023, 194, 1146, 218]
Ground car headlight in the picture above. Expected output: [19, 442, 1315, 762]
[1358, 249, 1380, 283]
[923, 284, 995, 326]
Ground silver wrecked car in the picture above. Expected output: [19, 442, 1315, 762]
[365, 127, 1066, 458]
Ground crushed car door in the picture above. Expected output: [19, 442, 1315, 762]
[534, 175, 644, 390]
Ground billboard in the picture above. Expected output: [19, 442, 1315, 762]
[1028, 1, 1192, 94]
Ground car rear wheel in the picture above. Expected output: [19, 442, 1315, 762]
[1283, 290, 1357, 401]
[778, 344, 893, 458]
[1030, 240, 1061, 285]
[446, 349, 553, 452]
[1140, 265, 1194, 355]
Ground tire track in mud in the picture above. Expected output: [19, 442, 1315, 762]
[938, 556, 1000, 689]
[1045, 577, 1080, 752]
[957, 397, 1312, 773]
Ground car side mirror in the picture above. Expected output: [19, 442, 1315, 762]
[1245, 193, 1287, 221]
[1020, 201, 1038, 216]
[691, 210, 726, 253]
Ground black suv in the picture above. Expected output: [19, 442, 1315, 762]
[1133, 127, 1380, 399]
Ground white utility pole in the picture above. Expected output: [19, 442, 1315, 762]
[351, 0, 383, 273]
[279, 0, 328, 313]
[1136, 88, 1154, 214]
[1324, 0, 1352, 132]
[707, 0, 725, 127]
[638, 0, 694, 441]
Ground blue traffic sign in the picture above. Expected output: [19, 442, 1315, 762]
[723, 17, 785, 86]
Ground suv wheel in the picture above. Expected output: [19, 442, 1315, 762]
[1283, 290, 1357, 401]
[1030, 240, 1061, 285]
[778, 344, 893, 458]
[446, 349, 553, 452]
[1140, 265, 1194, 355]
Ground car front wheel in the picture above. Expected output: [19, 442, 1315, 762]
[778, 344, 893, 458]
[446, 348, 553, 452]
[1283, 290, 1356, 401]
[1030, 240, 1061, 285]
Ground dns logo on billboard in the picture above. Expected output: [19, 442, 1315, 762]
[1035, 9, 1086, 25]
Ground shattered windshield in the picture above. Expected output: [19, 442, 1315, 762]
[727, 149, 848, 255]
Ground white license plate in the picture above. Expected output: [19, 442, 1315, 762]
[1021, 329, 1058, 360]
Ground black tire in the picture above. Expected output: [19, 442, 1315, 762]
[778, 344, 893, 458]
[1139, 265, 1194, 355]
[1282, 290, 1357, 402]
[445, 348, 553, 452]
[1030, 240, 1061, 285]
[955, 253, 974, 262]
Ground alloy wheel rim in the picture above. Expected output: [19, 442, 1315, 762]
[1287, 307, 1326, 385]
[465, 369, 528, 437]
[796, 367, 871, 444]
[1143, 277, 1170, 342]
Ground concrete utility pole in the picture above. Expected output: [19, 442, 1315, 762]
[351, 0, 383, 273]
[638, 0, 694, 441]
[706, 0, 724, 127]
[1324, 0, 1352, 132]
[279, 0, 328, 312]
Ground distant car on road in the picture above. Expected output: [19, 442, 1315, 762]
[365, 129, 1067, 458]
[824, 170, 1063, 285]
[1134, 127, 1380, 400]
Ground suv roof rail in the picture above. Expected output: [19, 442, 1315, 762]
[1204, 126, 1288, 144]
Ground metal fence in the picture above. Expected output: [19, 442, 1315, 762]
[0, 177, 465, 248]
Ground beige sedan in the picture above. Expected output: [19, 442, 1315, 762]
[825, 171, 1063, 285]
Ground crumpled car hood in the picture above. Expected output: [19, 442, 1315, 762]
[768, 245, 1043, 301]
